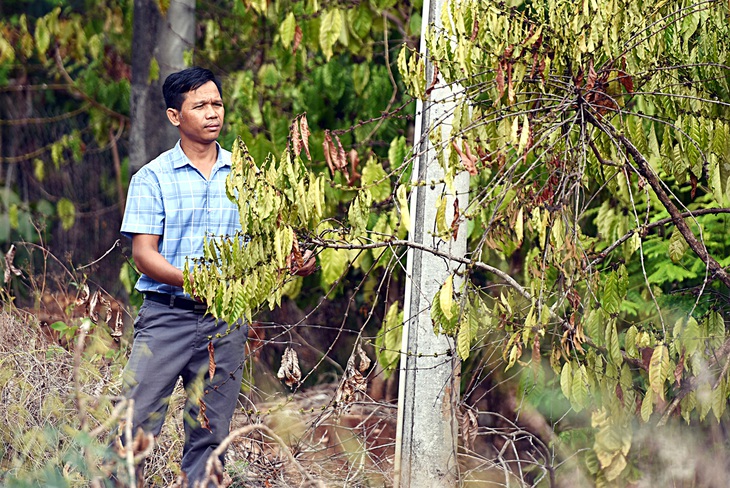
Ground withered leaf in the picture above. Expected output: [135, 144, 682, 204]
[674, 352, 685, 386]
[461, 409, 478, 451]
[334, 134, 347, 171]
[452, 140, 478, 176]
[291, 118, 301, 157]
[323, 130, 336, 176]
[89, 290, 101, 323]
[585, 61, 597, 93]
[111, 310, 123, 339]
[290, 234, 304, 268]
[208, 341, 216, 381]
[616, 70, 634, 93]
[76, 283, 90, 306]
[300, 114, 311, 160]
[470, 18, 479, 42]
[451, 197, 460, 240]
[356, 342, 371, 372]
[348, 149, 361, 184]
[198, 398, 211, 432]
[3, 244, 22, 285]
[496, 62, 505, 98]
[425, 64, 439, 96]
[507, 62, 515, 104]
[277, 346, 301, 388]
[292, 25, 303, 54]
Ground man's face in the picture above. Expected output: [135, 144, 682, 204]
[167, 81, 224, 145]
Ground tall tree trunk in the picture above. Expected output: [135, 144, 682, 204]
[129, 0, 195, 173]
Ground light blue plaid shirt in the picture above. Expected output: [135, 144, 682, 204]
[121, 141, 240, 296]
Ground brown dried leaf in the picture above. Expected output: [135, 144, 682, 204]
[585, 61, 597, 93]
[132, 427, 154, 457]
[690, 172, 698, 199]
[507, 63, 515, 104]
[89, 290, 101, 323]
[334, 134, 347, 170]
[277, 346, 301, 388]
[291, 118, 301, 157]
[299, 114, 311, 160]
[461, 409, 478, 451]
[348, 149, 361, 184]
[616, 69, 634, 93]
[425, 64, 439, 96]
[323, 130, 336, 176]
[470, 18, 479, 42]
[674, 352, 685, 386]
[462, 140, 479, 175]
[288, 234, 304, 269]
[111, 310, 123, 339]
[198, 398, 211, 432]
[292, 25, 303, 54]
[76, 283, 90, 306]
[208, 341, 216, 381]
[451, 197, 460, 240]
[356, 342, 371, 372]
[496, 62, 505, 98]
[4, 244, 22, 285]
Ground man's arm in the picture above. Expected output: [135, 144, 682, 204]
[132, 234, 185, 288]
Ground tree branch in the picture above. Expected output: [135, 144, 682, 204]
[588, 208, 730, 268]
[309, 236, 533, 301]
[594, 118, 730, 288]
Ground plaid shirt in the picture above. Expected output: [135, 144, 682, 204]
[121, 141, 240, 296]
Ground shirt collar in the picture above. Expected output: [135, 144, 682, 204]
[172, 140, 229, 170]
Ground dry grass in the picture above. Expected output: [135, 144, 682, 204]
[4, 305, 730, 488]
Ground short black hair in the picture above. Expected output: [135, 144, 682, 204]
[162, 67, 222, 111]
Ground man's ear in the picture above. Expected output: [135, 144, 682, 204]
[166, 108, 180, 127]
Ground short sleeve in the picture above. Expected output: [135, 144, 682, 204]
[120, 170, 165, 239]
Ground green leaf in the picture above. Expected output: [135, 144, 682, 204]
[57, 198, 76, 230]
[375, 302, 403, 378]
[280, 12, 296, 49]
[606, 322, 622, 365]
[668, 227, 688, 263]
[571, 364, 589, 412]
[361, 158, 391, 203]
[625, 326, 638, 358]
[347, 190, 372, 234]
[456, 313, 472, 360]
[319, 9, 343, 60]
[560, 361, 573, 399]
[320, 247, 349, 287]
[602, 271, 621, 315]
[641, 388, 654, 422]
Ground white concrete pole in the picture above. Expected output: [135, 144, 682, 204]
[394, 0, 468, 485]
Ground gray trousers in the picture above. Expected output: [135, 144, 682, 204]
[122, 298, 247, 485]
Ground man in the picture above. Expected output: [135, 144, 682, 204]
[120, 67, 255, 486]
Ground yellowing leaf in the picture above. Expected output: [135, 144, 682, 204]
[397, 185, 411, 233]
[319, 9, 343, 60]
[435, 195, 449, 238]
[439, 274, 454, 321]
[649, 344, 670, 400]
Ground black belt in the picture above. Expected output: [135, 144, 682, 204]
[144, 291, 208, 313]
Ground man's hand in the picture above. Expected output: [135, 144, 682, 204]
[290, 249, 317, 277]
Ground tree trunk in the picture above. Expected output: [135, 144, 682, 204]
[129, 0, 195, 173]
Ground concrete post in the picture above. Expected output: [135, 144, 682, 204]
[394, 0, 468, 485]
